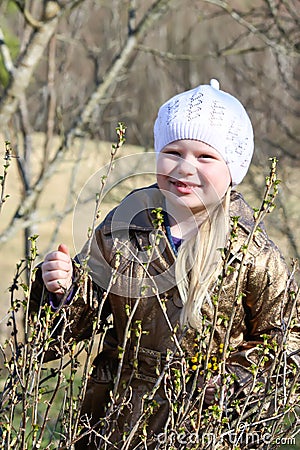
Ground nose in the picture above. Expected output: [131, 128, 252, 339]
[177, 157, 197, 176]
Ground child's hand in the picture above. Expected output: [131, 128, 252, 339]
[198, 374, 233, 405]
[202, 375, 221, 405]
[42, 244, 73, 295]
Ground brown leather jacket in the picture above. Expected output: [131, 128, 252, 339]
[30, 184, 300, 449]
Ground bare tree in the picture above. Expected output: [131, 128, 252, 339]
[0, 0, 178, 257]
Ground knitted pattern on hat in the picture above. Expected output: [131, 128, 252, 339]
[154, 79, 254, 186]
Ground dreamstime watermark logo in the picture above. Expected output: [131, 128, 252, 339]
[72, 151, 227, 297]
[156, 424, 297, 447]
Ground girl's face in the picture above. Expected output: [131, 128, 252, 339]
[156, 139, 231, 214]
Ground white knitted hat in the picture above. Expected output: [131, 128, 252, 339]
[154, 79, 254, 186]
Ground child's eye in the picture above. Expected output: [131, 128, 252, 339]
[198, 154, 214, 159]
[163, 150, 181, 157]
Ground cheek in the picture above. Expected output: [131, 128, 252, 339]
[217, 179, 231, 198]
[219, 166, 231, 190]
[156, 158, 177, 177]
[156, 173, 164, 188]
[204, 167, 231, 196]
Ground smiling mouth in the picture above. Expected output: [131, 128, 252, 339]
[171, 179, 198, 188]
[170, 179, 199, 194]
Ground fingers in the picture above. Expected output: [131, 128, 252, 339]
[58, 243, 70, 257]
[204, 386, 217, 405]
[42, 244, 73, 294]
[204, 377, 219, 404]
[44, 245, 71, 264]
[198, 374, 234, 405]
[209, 375, 221, 387]
[200, 375, 222, 405]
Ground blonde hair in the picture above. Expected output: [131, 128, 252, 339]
[175, 188, 231, 330]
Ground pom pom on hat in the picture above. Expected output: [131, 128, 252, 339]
[154, 79, 254, 186]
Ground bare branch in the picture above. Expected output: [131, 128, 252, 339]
[0, 0, 177, 244]
[137, 43, 266, 61]
[0, 15, 60, 130]
[13, 0, 43, 29]
[203, 0, 298, 56]
[43, 35, 57, 164]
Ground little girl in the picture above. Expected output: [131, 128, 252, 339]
[30, 79, 299, 449]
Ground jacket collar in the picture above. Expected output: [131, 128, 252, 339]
[101, 184, 265, 243]
[101, 184, 164, 235]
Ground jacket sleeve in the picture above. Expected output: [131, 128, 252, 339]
[29, 262, 111, 362]
[226, 239, 300, 393]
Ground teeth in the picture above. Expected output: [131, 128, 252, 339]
[173, 180, 187, 186]
[171, 179, 197, 188]
[175, 181, 194, 188]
